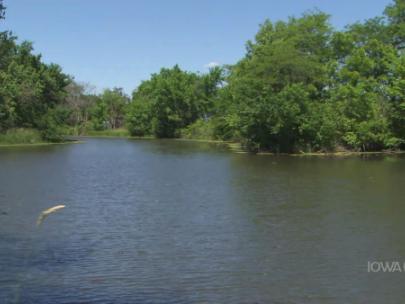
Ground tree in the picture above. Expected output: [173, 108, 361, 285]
[384, 0, 405, 50]
[330, 33, 402, 150]
[91, 88, 128, 130]
[211, 3, 404, 152]
[128, 66, 199, 137]
[126, 65, 224, 138]
[194, 66, 224, 119]
[0, 30, 70, 138]
[64, 81, 96, 130]
[216, 12, 335, 152]
[126, 100, 151, 136]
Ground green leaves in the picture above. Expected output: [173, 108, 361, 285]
[1, 0, 403, 151]
[384, 0, 405, 49]
[212, 3, 404, 152]
[89, 88, 128, 131]
[126, 65, 223, 138]
[0, 30, 70, 140]
[219, 12, 335, 152]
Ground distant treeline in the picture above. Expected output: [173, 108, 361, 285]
[0, 0, 404, 152]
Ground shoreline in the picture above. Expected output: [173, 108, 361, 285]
[2, 135, 403, 156]
[76, 135, 154, 140]
[0, 140, 82, 148]
[77, 134, 230, 144]
[75, 134, 405, 156]
[258, 151, 405, 157]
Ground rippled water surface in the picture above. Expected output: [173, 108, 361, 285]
[1, 138, 405, 303]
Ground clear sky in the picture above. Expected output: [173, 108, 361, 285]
[1, 0, 392, 94]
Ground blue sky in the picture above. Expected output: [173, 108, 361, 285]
[1, 0, 392, 94]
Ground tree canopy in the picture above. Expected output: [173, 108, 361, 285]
[127, 65, 223, 138]
[1, 0, 404, 151]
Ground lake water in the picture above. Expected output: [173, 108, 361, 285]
[1, 138, 405, 303]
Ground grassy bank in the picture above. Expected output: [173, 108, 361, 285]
[0, 129, 45, 145]
[84, 128, 131, 137]
[68, 127, 404, 156]
[72, 128, 156, 139]
[0, 128, 79, 147]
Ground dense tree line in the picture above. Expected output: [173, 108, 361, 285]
[126, 65, 223, 138]
[0, 0, 404, 152]
[217, 3, 405, 152]
[0, 1, 70, 141]
[126, 0, 404, 152]
[0, 1, 129, 141]
[65, 84, 129, 133]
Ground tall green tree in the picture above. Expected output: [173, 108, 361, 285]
[217, 12, 335, 152]
[0, 40, 70, 134]
[128, 65, 213, 138]
[91, 88, 128, 130]
[0, 5, 71, 140]
[384, 0, 405, 50]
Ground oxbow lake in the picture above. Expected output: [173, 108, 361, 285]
[1, 138, 405, 303]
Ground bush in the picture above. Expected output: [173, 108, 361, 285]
[0, 128, 43, 144]
[36, 107, 69, 142]
[180, 119, 216, 140]
[126, 101, 151, 136]
[84, 128, 130, 137]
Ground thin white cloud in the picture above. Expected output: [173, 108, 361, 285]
[204, 61, 220, 69]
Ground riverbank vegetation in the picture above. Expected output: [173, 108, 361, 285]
[0, 128, 43, 145]
[0, 1, 70, 144]
[1, 0, 404, 152]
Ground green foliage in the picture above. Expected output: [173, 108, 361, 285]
[210, 3, 405, 152]
[384, 0, 405, 49]
[0, 31, 70, 142]
[386, 54, 405, 146]
[142, 65, 200, 137]
[63, 82, 97, 133]
[37, 107, 70, 142]
[84, 128, 130, 137]
[126, 100, 151, 136]
[89, 88, 128, 131]
[180, 119, 216, 140]
[329, 36, 403, 150]
[216, 12, 335, 152]
[1, 0, 404, 152]
[0, 128, 43, 145]
[126, 65, 223, 138]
